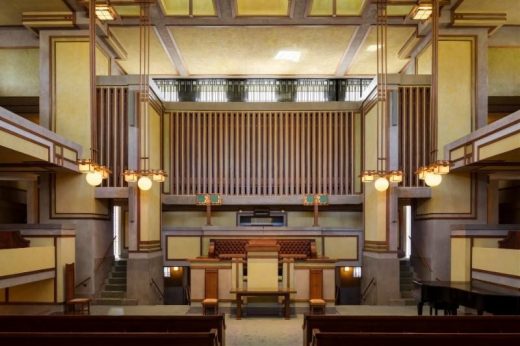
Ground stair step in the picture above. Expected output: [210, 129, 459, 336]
[93, 298, 138, 306]
[114, 266, 127, 272]
[101, 291, 126, 298]
[115, 261, 127, 267]
[105, 284, 127, 291]
[107, 277, 127, 285]
[111, 271, 126, 278]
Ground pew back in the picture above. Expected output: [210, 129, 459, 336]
[311, 330, 520, 346]
[0, 331, 219, 346]
[0, 315, 225, 346]
[303, 315, 520, 346]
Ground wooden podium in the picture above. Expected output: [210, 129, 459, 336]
[246, 239, 279, 290]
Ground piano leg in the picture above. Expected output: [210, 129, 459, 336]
[417, 302, 424, 316]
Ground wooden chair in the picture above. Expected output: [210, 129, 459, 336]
[309, 269, 326, 315]
[202, 269, 218, 315]
[64, 263, 91, 315]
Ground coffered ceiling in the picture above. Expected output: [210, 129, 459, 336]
[0, 0, 519, 77]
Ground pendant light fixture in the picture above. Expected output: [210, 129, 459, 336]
[78, 0, 110, 186]
[122, 0, 166, 190]
[415, 0, 450, 186]
[361, 0, 403, 192]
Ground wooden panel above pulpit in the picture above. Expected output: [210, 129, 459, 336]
[246, 239, 279, 289]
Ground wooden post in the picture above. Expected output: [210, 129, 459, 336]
[206, 203, 212, 226]
[313, 194, 321, 226]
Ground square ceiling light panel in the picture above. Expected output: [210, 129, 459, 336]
[159, 0, 216, 16]
[236, 0, 289, 16]
[309, 0, 366, 16]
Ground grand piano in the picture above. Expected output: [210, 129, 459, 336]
[415, 280, 520, 315]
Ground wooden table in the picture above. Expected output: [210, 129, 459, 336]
[230, 289, 296, 320]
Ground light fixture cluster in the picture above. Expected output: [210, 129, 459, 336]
[78, 159, 111, 186]
[361, 170, 403, 192]
[416, 160, 450, 187]
[123, 168, 167, 191]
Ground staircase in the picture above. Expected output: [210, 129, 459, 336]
[390, 259, 416, 306]
[93, 259, 137, 306]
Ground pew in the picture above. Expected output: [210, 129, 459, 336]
[0, 315, 225, 346]
[302, 315, 520, 346]
[0, 331, 219, 346]
[310, 330, 520, 346]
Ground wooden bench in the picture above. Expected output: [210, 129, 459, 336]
[310, 330, 520, 346]
[0, 315, 226, 346]
[208, 238, 317, 260]
[303, 315, 520, 346]
[0, 331, 219, 346]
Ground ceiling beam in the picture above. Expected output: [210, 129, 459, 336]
[150, 5, 189, 76]
[335, 2, 375, 76]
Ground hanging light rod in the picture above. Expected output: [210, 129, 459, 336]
[77, 0, 110, 187]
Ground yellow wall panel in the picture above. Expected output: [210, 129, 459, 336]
[55, 173, 108, 215]
[25, 237, 54, 247]
[9, 279, 54, 303]
[417, 173, 472, 215]
[472, 247, 520, 277]
[479, 132, 520, 160]
[0, 48, 39, 96]
[56, 237, 75, 302]
[54, 40, 90, 148]
[167, 236, 200, 259]
[364, 183, 387, 242]
[488, 47, 520, 96]
[438, 40, 473, 150]
[473, 238, 500, 248]
[0, 247, 54, 277]
[416, 44, 431, 75]
[247, 257, 278, 289]
[451, 238, 471, 281]
[96, 46, 110, 76]
[0, 130, 48, 161]
[324, 236, 357, 259]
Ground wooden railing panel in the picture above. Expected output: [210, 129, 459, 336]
[398, 86, 430, 187]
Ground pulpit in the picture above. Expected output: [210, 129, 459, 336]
[246, 239, 279, 289]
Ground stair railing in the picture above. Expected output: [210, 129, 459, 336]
[408, 236, 441, 281]
[76, 236, 117, 288]
[361, 277, 376, 302]
[150, 278, 164, 302]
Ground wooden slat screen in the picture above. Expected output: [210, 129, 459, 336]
[398, 86, 431, 187]
[167, 111, 357, 195]
[97, 87, 128, 187]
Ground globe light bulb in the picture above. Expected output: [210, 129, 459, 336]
[86, 171, 103, 186]
[425, 172, 442, 187]
[137, 176, 153, 191]
[374, 177, 389, 192]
